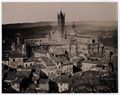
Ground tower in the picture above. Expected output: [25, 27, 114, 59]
[72, 21, 77, 36]
[15, 33, 22, 52]
[57, 10, 65, 37]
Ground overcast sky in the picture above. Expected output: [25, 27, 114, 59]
[2, 2, 118, 24]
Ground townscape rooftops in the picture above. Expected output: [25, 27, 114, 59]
[17, 63, 45, 70]
[32, 64, 45, 70]
[9, 51, 25, 58]
[53, 73, 71, 83]
[40, 56, 55, 66]
[5, 70, 31, 81]
[88, 54, 104, 58]
[34, 50, 47, 54]
[49, 40, 69, 45]
[2, 57, 9, 61]
[51, 56, 72, 66]
[51, 56, 65, 63]
[27, 42, 51, 46]
[50, 50, 65, 55]
[66, 34, 96, 38]
[104, 46, 115, 50]
[82, 60, 102, 65]
[37, 79, 49, 84]
[26, 39, 68, 47]
[82, 71, 100, 77]
[25, 57, 41, 62]
[73, 57, 85, 63]
[24, 35, 48, 39]
[88, 43, 100, 45]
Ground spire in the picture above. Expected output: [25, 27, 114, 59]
[60, 8, 63, 16]
[72, 21, 75, 28]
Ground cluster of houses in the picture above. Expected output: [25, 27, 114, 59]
[2, 42, 115, 92]
[2, 10, 116, 93]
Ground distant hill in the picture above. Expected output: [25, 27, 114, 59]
[2, 21, 57, 28]
[3, 20, 117, 28]
[2, 21, 117, 42]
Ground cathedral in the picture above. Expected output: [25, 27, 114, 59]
[23, 10, 104, 58]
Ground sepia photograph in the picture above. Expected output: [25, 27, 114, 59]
[2, 2, 118, 93]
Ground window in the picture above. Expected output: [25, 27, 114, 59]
[92, 39, 95, 43]
[13, 59, 15, 62]
[59, 66, 61, 69]
[26, 64, 27, 67]
[30, 63, 32, 66]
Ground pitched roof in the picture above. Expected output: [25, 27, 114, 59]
[53, 74, 71, 83]
[38, 79, 49, 84]
[5, 70, 31, 81]
[32, 64, 45, 70]
[9, 51, 24, 58]
[40, 56, 55, 66]
[82, 60, 101, 65]
[51, 56, 65, 63]
[34, 50, 47, 54]
[2, 57, 9, 61]
[50, 51, 64, 55]
[25, 57, 42, 62]
[51, 56, 72, 66]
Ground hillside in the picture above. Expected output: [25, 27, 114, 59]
[2, 21, 117, 47]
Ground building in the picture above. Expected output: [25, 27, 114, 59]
[10, 33, 26, 55]
[5, 70, 31, 92]
[53, 74, 71, 92]
[65, 22, 102, 57]
[51, 55, 73, 75]
[8, 51, 24, 68]
[57, 10, 65, 37]
[33, 50, 50, 58]
[81, 60, 98, 71]
[2, 57, 9, 66]
[40, 56, 57, 79]
[24, 36, 49, 45]
[88, 42, 104, 55]
[35, 79, 49, 92]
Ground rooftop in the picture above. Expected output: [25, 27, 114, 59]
[40, 56, 55, 66]
[82, 60, 102, 65]
[50, 50, 65, 55]
[51, 56, 72, 66]
[5, 70, 31, 81]
[66, 34, 96, 38]
[73, 57, 85, 63]
[32, 64, 45, 70]
[51, 56, 65, 63]
[53, 73, 71, 83]
[33, 50, 47, 54]
[37, 79, 49, 84]
[25, 57, 41, 62]
[2, 57, 9, 61]
[9, 51, 25, 58]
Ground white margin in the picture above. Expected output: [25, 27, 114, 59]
[0, 0, 119, 95]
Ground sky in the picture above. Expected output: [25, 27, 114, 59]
[2, 2, 118, 24]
